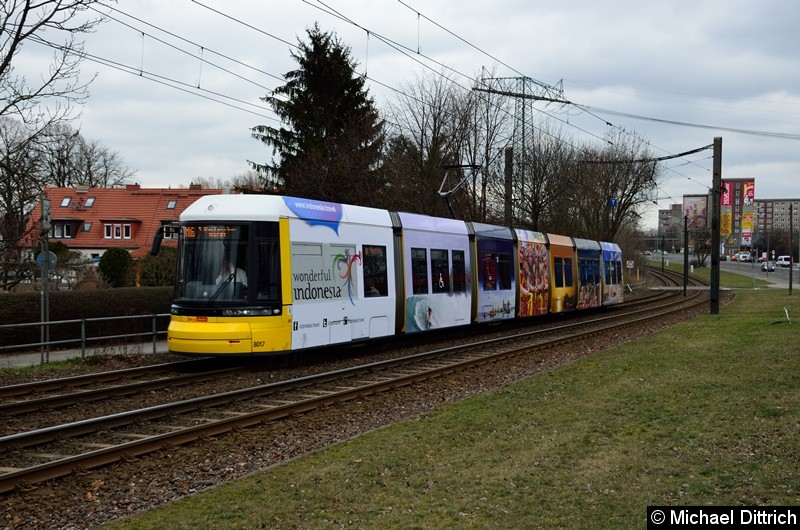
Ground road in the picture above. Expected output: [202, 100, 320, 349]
[654, 252, 797, 287]
[719, 258, 797, 285]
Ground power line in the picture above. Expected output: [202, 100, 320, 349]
[75, 2, 799, 189]
[576, 104, 800, 141]
[395, 0, 562, 96]
[579, 144, 715, 165]
[95, 2, 286, 86]
[29, 35, 279, 122]
[190, 0, 297, 49]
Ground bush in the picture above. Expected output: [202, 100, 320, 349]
[140, 247, 177, 287]
[99, 247, 134, 287]
[0, 287, 173, 350]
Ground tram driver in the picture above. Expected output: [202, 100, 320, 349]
[215, 259, 247, 297]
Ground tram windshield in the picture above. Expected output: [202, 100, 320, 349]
[175, 224, 250, 303]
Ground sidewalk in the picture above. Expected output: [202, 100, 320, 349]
[0, 340, 170, 369]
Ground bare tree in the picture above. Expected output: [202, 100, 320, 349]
[1, 1, 105, 130]
[570, 130, 662, 241]
[41, 123, 133, 187]
[39, 122, 80, 186]
[452, 69, 512, 223]
[384, 71, 468, 217]
[691, 228, 712, 267]
[0, 118, 133, 290]
[0, 117, 44, 290]
[72, 136, 133, 187]
[509, 120, 578, 232]
[191, 170, 263, 192]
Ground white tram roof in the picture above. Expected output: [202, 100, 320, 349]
[180, 194, 393, 227]
[397, 211, 469, 234]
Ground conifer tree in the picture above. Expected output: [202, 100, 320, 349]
[251, 24, 385, 206]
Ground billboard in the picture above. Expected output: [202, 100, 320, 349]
[719, 179, 756, 250]
[743, 181, 755, 206]
[721, 181, 732, 206]
[683, 195, 708, 231]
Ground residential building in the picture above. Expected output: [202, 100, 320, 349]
[755, 198, 800, 233]
[25, 184, 225, 261]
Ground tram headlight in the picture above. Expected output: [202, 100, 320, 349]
[222, 308, 272, 316]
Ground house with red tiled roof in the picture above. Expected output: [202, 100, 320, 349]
[25, 184, 226, 261]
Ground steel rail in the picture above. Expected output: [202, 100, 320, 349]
[0, 281, 706, 493]
[0, 358, 213, 399]
[0, 365, 245, 416]
[0, 272, 683, 415]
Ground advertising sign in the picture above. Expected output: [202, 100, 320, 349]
[721, 181, 732, 206]
[743, 181, 755, 206]
[683, 196, 708, 230]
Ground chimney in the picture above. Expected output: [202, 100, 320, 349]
[126, 183, 141, 191]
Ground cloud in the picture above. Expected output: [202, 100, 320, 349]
[13, 0, 798, 227]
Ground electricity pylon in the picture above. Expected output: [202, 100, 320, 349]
[473, 74, 568, 224]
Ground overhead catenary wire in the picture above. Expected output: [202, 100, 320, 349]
[59, 1, 799, 196]
[93, 3, 285, 90]
[88, 2, 701, 194]
[576, 104, 800, 141]
[28, 35, 279, 122]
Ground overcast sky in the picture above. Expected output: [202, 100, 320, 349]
[19, 0, 800, 228]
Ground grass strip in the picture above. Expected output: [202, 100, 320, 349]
[110, 289, 800, 529]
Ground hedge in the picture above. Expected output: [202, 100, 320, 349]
[0, 287, 173, 351]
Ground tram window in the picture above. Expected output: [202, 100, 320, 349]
[363, 245, 388, 297]
[554, 256, 573, 288]
[482, 252, 497, 291]
[497, 252, 512, 290]
[482, 251, 511, 291]
[411, 248, 429, 294]
[554, 257, 564, 288]
[612, 261, 620, 285]
[256, 240, 280, 301]
[452, 250, 466, 292]
[580, 258, 597, 284]
[431, 249, 449, 293]
[563, 257, 573, 287]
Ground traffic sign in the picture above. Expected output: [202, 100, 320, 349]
[36, 251, 57, 268]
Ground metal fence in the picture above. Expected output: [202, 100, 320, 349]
[0, 313, 170, 364]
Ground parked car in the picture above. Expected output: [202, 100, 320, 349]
[761, 261, 776, 272]
[736, 252, 752, 263]
[776, 256, 792, 267]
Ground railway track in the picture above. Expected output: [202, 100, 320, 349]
[0, 278, 675, 423]
[0, 360, 246, 417]
[0, 269, 706, 493]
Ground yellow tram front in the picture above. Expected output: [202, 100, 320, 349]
[168, 216, 292, 356]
